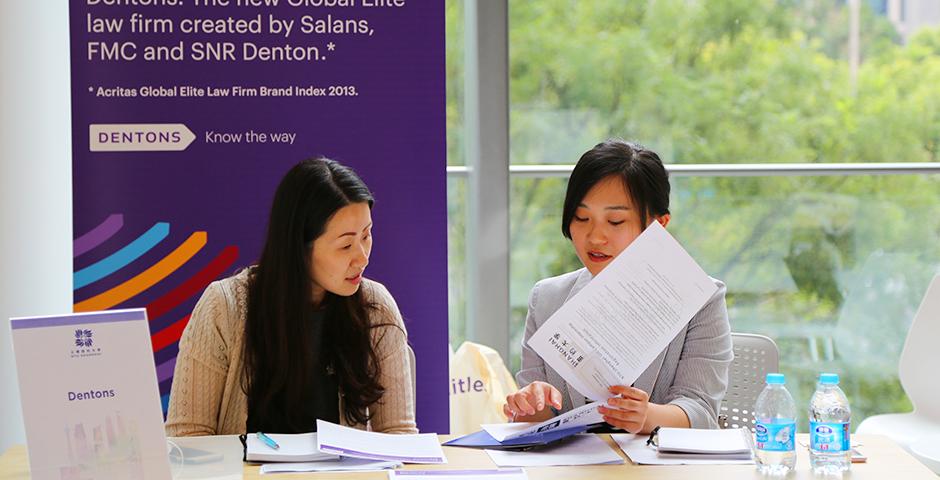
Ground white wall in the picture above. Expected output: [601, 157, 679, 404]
[0, 0, 72, 452]
[888, 0, 940, 43]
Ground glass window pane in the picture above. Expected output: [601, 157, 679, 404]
[508, 0, 940, 165]
[446, 0, 467, 352]
[509, 173, 940, 429]
[446, 0, 465, 167]
[448, 174, 468, 349]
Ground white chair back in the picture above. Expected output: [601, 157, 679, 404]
[899, 274, 940, 421]
[719, 333, 779, 431]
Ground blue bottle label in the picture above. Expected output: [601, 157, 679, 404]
[755, 421, 795, 452]
[810, 421, 850, 452]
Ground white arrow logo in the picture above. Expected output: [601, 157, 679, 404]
[89, 124, 196, 152]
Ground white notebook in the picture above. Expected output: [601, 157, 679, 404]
[245, 432, 339, 463]
[613, 433, 754, 465]
[316, 420, 447, 464]
[655, 427, 753, 458]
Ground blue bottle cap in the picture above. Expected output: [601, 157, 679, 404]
[819, 373, 840, 384]
[766, 373, 785, 384]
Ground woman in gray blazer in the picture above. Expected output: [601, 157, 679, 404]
[504, 139, 733, 433]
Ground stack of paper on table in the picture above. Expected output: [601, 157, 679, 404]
[485, 434, 624, 467]
[246, 431, 401, 474]
[316, 419, 447, 464]
[655, 427, 753, 459]
[613, 429, 754, 465]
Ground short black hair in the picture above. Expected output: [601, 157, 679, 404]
[561, 139, 670, 239]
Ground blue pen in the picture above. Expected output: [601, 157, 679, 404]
[256, 431, 280, 450]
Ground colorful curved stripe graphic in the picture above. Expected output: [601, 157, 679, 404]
[73, 222, 169, 289]
[73, 214, 124, 257]
[75, 231, 207, 312]
[147, 245, 239, 321]
[73, 215, 239, 414]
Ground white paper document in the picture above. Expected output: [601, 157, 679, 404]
[528, 222, 718, 400]
[389, 469, 528, 479]
[612, 433, 754, 465]
[245, 432, 338, 463]
[260, 457, 401, 474]
[316, 420, 447, 464]
[481, 401, 604, 442]
[486, 434, 624, 467]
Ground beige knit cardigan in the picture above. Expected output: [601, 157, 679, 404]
[165, 268, 417, 436]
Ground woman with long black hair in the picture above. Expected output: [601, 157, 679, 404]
[166, 157, 416, 435]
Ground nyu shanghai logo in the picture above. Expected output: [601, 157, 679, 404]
[70, 328, 102, 359]
[74, 328, 93, 347]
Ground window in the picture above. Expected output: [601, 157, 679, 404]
[448, 0, 940, 430]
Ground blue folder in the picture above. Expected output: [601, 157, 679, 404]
[442, 425, 593, 451]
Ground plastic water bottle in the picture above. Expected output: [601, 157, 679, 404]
[754, 373, 797, 475]
[809, 373, 851, 475]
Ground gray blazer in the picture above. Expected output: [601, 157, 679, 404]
[516, 268, 733, 429]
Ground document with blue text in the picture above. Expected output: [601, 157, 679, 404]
[481, 400, 604, 442]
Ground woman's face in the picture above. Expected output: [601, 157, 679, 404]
[569, 175, 667, 277]
[309, 202, 373, 303]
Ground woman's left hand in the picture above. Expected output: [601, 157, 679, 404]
[598, 385, 649, 433]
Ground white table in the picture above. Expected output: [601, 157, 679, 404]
[2, 434, 939, 479]
[910, 434, 940, 475]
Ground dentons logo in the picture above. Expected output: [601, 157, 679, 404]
[70, 327, 102, 358]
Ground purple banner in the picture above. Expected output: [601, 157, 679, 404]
[70, 0, 447, 432]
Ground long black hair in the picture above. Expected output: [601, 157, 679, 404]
[562, 139, 670, 238]
[242, 157, 389, 429]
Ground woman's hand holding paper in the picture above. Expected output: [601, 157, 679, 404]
[599, 385, 650, 433]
